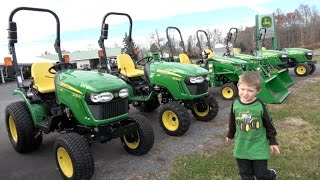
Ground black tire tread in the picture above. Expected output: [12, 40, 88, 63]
[54, 133, 94, 180]
[5, 101, 41, 153]
[121, 114, 154, 156]
[158, 102, 191, 136]
[192, 98, 219, 122]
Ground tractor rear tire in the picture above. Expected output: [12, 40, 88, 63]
[221, 83, 238, 100]
[309, 64, 316, 74]
[54, 133, 94, 180]
[159, 102, 191, 136]
[5, 101, 42, 153]
[294, 63, 311, 76]
[121, 114, 154, 156]
[191, 98, 219, 122]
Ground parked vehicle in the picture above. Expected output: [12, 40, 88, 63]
[5, 7, 154, 180]
[97, 12, 219, 136]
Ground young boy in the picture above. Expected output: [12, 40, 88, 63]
[226, 71, 280, 180]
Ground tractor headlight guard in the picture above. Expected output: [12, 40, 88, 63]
[119, 88, 129, 98]
[89, 92, 113, 103]
[205, 75, 210, 81]
[186, 76, 204, 84]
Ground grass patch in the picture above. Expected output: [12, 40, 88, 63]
[313, 55, 320, 61]
[167, 77, 320, 180]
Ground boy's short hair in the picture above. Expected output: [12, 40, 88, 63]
[238, 71, 262, 91]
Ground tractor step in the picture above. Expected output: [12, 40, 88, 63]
[36, 121, 50, 133]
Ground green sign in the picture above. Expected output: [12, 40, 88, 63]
[261, 16, 272, 28]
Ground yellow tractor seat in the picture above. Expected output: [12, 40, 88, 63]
[31, 62, 55, 93]
[116, 54, 144, 78]
[233, 48, 241, 54]
[204, 49, 214, 59]
[262, 47, 267, 51]
[179, 53, 190, 64]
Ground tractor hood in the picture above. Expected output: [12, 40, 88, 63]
[151, 61, 208, 76]
[58, 70, 127, 93]
[261, 50, 286, 57]
[282, 48, 312, 55]
[234, 53, 261, 61]
[212, 55, 248, 65]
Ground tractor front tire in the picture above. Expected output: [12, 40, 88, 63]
[121, 114, 154, 156]
[221, 83, 238, 100]
[159, 102, 191, 136]
[5, 101, 42, 153]
[309, 64, 316, 74]
[191, 98, 219, 122]
[54, 133, 94, 180]
[294, 63, 311, 76]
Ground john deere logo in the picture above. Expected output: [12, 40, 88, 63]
[261, 16, 272, 28]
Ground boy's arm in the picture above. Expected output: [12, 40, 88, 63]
[226, 103, 236, 139]
[262, 103, 278, 145]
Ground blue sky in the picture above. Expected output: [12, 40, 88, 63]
[0, 0, 319, 61]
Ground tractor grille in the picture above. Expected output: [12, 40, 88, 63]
[279, 56, 288, 63]
[88, 98, 128, 120]
[305, 54, 313, 60]
[187, 82, 208, 95]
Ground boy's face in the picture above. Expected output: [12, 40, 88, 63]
[238, 83, 259, 103]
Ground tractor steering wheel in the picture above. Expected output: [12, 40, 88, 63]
[48, 62, 73, 74]
[136, 56, 153, 66]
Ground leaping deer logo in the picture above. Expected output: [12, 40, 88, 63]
[262, 16, 272, 28]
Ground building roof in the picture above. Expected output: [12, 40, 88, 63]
[0, 56, 55, 67]
[39, 48, 122, 61]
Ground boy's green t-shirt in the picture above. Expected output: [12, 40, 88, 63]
[232, 99, 270, 160]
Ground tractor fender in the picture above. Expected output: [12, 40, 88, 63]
[13, 89, 46, 124]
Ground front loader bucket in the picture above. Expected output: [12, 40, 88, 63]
[256, 74, 290, 104]
[276, 68, 294, 88]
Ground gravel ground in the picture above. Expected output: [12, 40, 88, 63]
[91, 106, 231, 180]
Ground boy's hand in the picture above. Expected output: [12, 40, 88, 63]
[225, 137, 232, 142]
[270, 145, 280, 154]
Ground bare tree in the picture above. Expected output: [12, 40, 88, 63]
[149, 29, 165, 56]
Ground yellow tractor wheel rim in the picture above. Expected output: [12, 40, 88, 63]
[296, 66, 306, 75]
[245, 124, 250, 132]
[162, 110, 179, 131]
[222, 87, 234, 99]
[256, 121, 260, 129]
[9, 116, 18, 143]
[193, 104, 209, 117]
[57, 147, 73, 178]
[123, 132, 140, 149]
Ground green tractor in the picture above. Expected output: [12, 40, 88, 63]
[164, 26, 289, 103]
[282, 48, 317, 76]
[165, 26, 246, 100]
[195, 29, 290, 104]
[5, 7, 154, 180]
[255, 14, 317, 76]
[224, 27, 293, 89]
[97, 13, 219, 137]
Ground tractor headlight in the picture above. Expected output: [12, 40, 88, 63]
[205, 75, 210, 81]
[119, 88, 129, 98]
[281, 54, 287, 58]
[90, 92, 113, 103]
[187, 76, 204, 84]
[307, 52, 313, 56]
